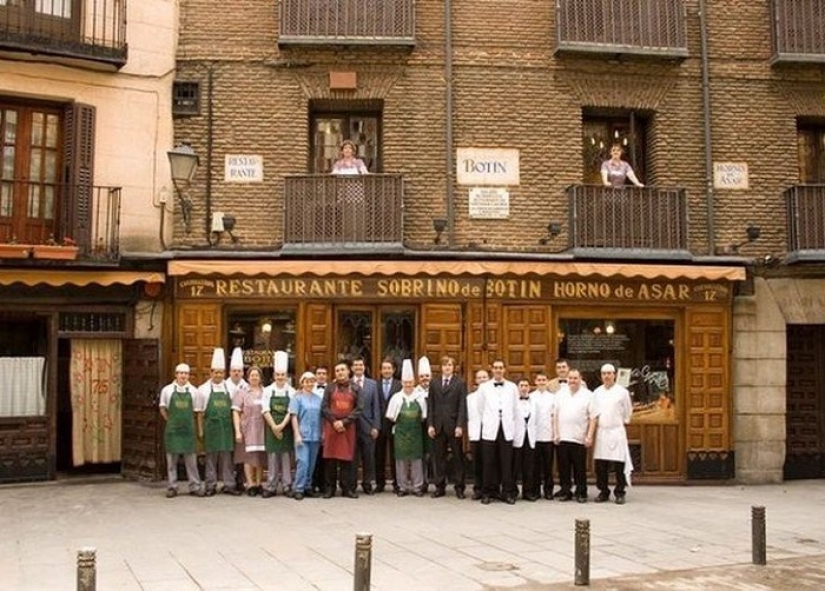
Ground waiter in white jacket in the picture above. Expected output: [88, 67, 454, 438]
[477, 359, 519, 505]
[592, 363, 633, 504]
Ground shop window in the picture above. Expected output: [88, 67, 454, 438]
[0, 315, 47, 417]
[335, 306, 416, 378]
[582, 110, 648, 185]
[798, 123, 825, 183]
[227, 311, 297, 383]
[558, 318, 675, 422]
[310, 101, 382, 173]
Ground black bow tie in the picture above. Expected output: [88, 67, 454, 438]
[558, 379, 567, 384]
[493, 382, 504, 387]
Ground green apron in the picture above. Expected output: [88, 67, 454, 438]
[394, 398, 424, 460]
[203, 386, 234, 453]
[165, 388, 196, 454]
[265, 391, 294, 453]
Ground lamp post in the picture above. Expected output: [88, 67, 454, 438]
[167, 145, 199, 232]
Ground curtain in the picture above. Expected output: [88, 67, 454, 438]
[0, 357, 46, 417]
[70, 339, 123, 467]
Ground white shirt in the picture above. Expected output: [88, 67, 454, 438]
[513, 397, 532, 448]
[466, 390, 482, 441]
[530, 389, 556, 443]
[261, 383, 295, 413]
[555, 387, 596, 444]
[226, 377, 248, 397]
[312, 383, 327, 398]
[195, 379, 229, 412]
[385, 390, 428, 422]
[159, 381, 195, 408]
[477, 379, 519, 442]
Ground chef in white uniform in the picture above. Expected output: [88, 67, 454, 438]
[592, 363, 633, 504]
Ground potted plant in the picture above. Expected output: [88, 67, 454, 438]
[32, 236, 80, 260]
[0, 236, 32, 259]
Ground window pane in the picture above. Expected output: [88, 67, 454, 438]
[0, 183, 12, 217]
[29, 148, 41, 180]
[226, 311, 298, 384]
[44, 151, 57, 182]
[3, 109, 17, 144]
[35, 0, 72, 18]
[2, 147, 14, 179]
[45, 114, 59, 148]
[42, 185, 54, 219]
[31, 112, 44, 147]
[27, 184, 40, 218]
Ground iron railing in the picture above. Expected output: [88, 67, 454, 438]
[568, 185, 689, 253]
[770, 0, 825, 63]
[786, 185, 825, 257]
[0, 180, 121, 262]
[283, 174, 403, 248]
[279, 0, 415, 45]
[555, 0, 687, 57]
[0, 0, 127, 68]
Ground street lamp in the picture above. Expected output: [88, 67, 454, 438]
[167, 144, 199, 232]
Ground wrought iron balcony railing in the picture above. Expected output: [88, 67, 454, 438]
[283, 174, 404, 250]
[567, 185, 690, 256]
[770, 0, 825, 63]
[555, 0, 687, 58]
[279, 0, 415, 45]
[0, 0, 127, 69]
[786, 184, 825, 260]
[0, 180, 121, 262]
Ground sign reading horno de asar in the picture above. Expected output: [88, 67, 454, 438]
[177, 276, 729, 303]
[457, 148, 520, 186]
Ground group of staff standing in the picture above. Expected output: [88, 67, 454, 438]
[160, 348, 634, 505]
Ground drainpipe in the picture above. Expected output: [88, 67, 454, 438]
[445, 0, 455, 247]
[699, 0, 715, 255]
[205, 65, 215, 247]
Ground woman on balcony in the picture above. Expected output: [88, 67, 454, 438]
[601, 144, 644, 188]
[331, 140, 369, 175]
[331, 140, 369, 241]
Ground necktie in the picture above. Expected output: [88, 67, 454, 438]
[443, 378, 449, 389]
[383, 380, 390, 399]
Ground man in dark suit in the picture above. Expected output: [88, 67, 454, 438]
[427, 356, 468, 499]
[350, 356, 380, 495]
[375, 357, 402, 493]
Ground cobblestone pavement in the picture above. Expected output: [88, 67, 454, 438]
[1, 478, 823, 590]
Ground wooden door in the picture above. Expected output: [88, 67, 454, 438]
[421, 303, 464, 379]
[502, 305, 551, 380]
[121, 339, 162, 481]
[468, 302, 501, 374]
[178, 303, 222, 386]
[785, 325, 825, 479]
[303, 303, 333, 372]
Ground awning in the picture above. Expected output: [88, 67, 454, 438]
[167, 260, 745, 282]
[0, 270, 166, 287]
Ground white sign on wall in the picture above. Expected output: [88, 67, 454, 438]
[469, 187, 510, 219]
[457, 148, 520, 186]
[713, 162, 748, 190]
[225, 155, 264, 183]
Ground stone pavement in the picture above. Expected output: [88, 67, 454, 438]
[0, 479, 823, 590]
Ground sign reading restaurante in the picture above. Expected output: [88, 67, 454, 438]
[176, 276, 730, 303]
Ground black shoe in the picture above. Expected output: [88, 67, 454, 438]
[190, 488, 205, 498]
[553, 490, 568, 499]
[558, 494, 574, 502]
[615, 495, 626, 505]
[293, 492, 304, 501]
[455, 489, 466, 500]
[504, 495, 516, 505]
[261, 489, 275, 499]
[472, 490, 483, 501]
[576, 496, 588, 504]
[303, 490, 317, 499]
[204, 488, 216, 497]
[363, 485, 374, 496]
[223, 487, 242, 496]
[375, 485, 385, 494]
[397, 490, 408, 497]
[165, 488, 178, 498]
[481, 495, 491, 505]
[594, 493, 610, 503]
[431, 489, 446, 498]
[344, 491, 359, 499]
[523, 494, 538, 502]
[414, 490, 425, 497]
[322, 490, 333, 499]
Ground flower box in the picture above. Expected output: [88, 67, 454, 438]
[0, 244, 31, 259]
[32, 245, 80, 260]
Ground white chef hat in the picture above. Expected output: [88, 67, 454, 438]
[273, 350, 289, 374]
[210, 348, 225, 370]
[229, 347, 244, 370]
[417, 355, 431, 377]
[175, 363, 190, 373]
[401, 359, 415, 382]
[600, 363, 617, 373]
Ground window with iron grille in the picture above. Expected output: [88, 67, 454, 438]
[59, 311, 128, 335]
[172, 81, 200, 117]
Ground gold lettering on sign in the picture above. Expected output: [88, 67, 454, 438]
[553, 280, 695, 302]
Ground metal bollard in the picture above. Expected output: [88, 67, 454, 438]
[353, 532, 373, 591]
[752, 505, 766, 565]
[77, 547, 96, 591]
[574, 519, 590, 586]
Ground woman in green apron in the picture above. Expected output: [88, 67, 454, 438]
[263, 351, 295, 498]
[385, 359, 428, 497]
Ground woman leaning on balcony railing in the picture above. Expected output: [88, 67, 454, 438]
[331, 139, 369, 242]
[601, 144, 644, 188]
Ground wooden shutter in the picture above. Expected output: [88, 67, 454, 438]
[121, 339, 162, 481]
[503, 305, 550, 381]
[421, 303, 464, 377]
[178, 303, 222, 386]
[303, 303, 332, 372]
[63, 102, 95, 250]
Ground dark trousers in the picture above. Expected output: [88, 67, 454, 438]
[351, 435, 375, 490]
[312, 444, 325, 491]
[470, 440, 483, 494]
[375, 428, 396, 491]
[431, 430, 466, 491]
[481, 427, 516, 499]
[325, 459, 354, 495]
[513, 444, 536, 498]
[557, 441, 587, 498]
[533, 441, 555, 497]
[595, 458, 627, 497]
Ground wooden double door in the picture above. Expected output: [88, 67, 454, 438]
[785, 325, 825, 479]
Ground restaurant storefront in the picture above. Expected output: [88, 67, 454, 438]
[168, 260, 745, 482]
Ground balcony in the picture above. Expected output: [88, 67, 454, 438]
[555, 0, 687, 59]
[0, 181, 121, 264]
[786, 185, 825, 261]
[770, 0, 825, 63]
[567, 185, 690, 258]
[283, 174, 404, 253]
[0, 0, 127, 70]
[279, 0, 415, 46]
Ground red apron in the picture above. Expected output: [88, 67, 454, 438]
[323, 386, 357, 461]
